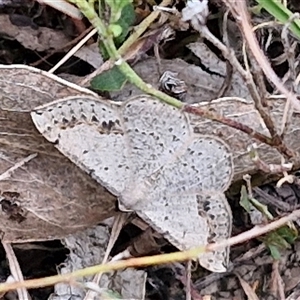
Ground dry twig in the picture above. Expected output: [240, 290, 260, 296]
[2, 242, 31, 300]
[223, 0, 300, 113]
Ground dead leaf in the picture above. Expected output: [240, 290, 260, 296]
[0, 65, 118, 242]
[0, 14, 72, 52]
[74, 43, 103, 68]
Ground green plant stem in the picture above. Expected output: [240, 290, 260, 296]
[69, 0, 281, 149]
[249, 197, 274, 220]
[107, 44, 183, 108]
[118, 0, 172, 55]
[68, 0, 109, 38]
[69, 0, 184, 108]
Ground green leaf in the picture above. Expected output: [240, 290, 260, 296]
[114, 3, 136, 45]
[102, 290, 123, 299]
[109, 24, 123, 37]
[239, 185, 274, 220]
[265, 231, 290, 249]
[239, 185, 251, 213]
[276, 224, 298, 244]
[99, 40, 109, 60]
[255, 0, 300, 40]
[98, 3, 135, 57]
[250, 4, 263, 15]
[268, 244, 281, 260]
[260, 225, 298, 259]
[90, 66, 127, 92]
[261, 232, 288, 260]
[107, 0, 133, 23]
[114, 0, 132, 12]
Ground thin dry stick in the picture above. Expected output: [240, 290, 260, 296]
[270, 260, 285, 300]
[221, 0, 300, 157]
[2, 242, 31, 300]
[235, 274, 260, 300]
[248, 144, 293, 174]
[185, 22, 294, 156]
[83, 213, 129, 300]
[241, 33, 270, 115]
[224, 0, 300, 112]
[1, 209, 300, 293]
[217, 9, 233, 98]
[198, 25, 296, 161]
[247, 52, 269, 106]
[248, 27, 270, 101]
[31, 26, 94, 67]
[208, 209, 300, 252]
[200, 25, 278, 139]
[183, 104, 294, 157]
[281, 15, 298, 82]
[0, 154, 37, 181]
[186, 260, 192, 300]
[48, 28, 97, 74]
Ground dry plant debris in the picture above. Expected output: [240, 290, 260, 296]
[0, 0, 300, 299]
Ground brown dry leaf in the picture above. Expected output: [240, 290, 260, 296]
[0, 65, 117, 242]
[74, 43, 103, 68]
[0, 14, 72, 52]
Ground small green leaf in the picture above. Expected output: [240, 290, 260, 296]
[239, 185, 251, 213]
[259, 225, 298, 259]
[114, 3, 136, 45]
[107, 0, 133, 23]
[98, 3, 135, 57]
[239, 185, 274, 220]
[99, 40, 109, 60]
[90, 66, 127, 92]
[268, 244, 281, 260]
[115, 0, 132, 12]
[250, 4, 263, 15]
[276, 225, 298, 244]
[102, 290, 123, 299]
[266, 231, 290, 249]
[109, 24, 123, 37]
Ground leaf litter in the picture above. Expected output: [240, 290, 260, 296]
[1, 0, 300, 299]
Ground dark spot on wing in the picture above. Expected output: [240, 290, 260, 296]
[91, 115, 99, 123]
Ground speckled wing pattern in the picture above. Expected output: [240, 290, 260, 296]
[31, 95, 234, 273]
[31, 96, 129, 196]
